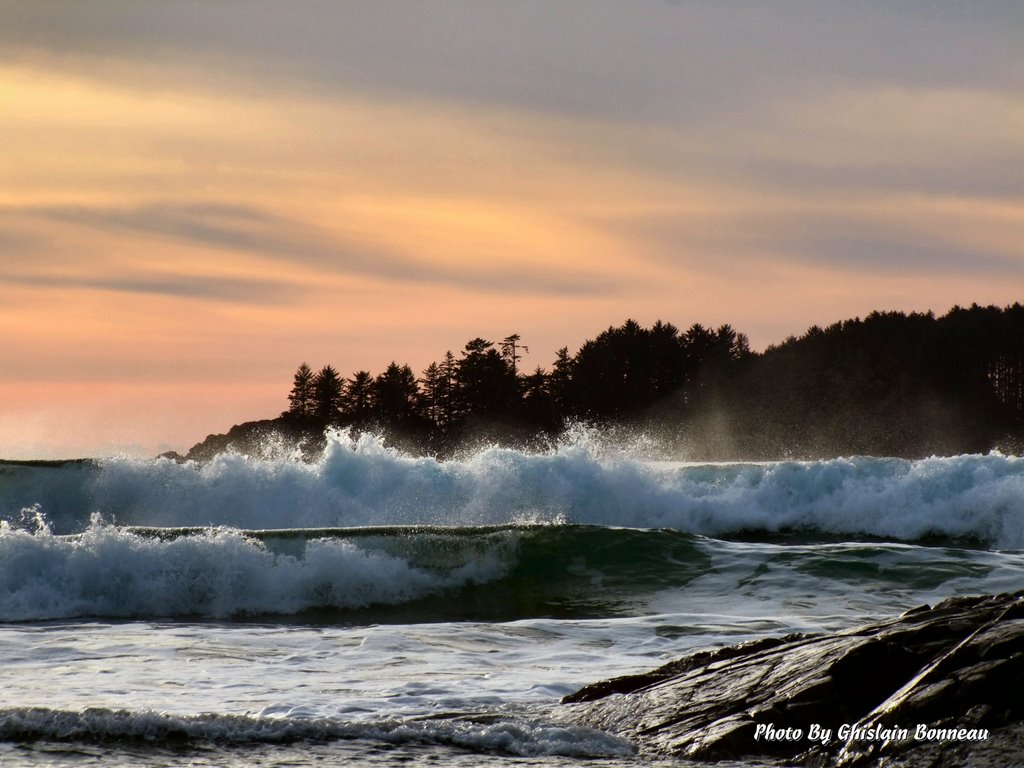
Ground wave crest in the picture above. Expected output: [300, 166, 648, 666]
[0, 521, 512, 622]
[2, 434, 1023, 546]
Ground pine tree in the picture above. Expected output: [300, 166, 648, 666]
[343, 371, 373, 424]
[456, 338, 516, 416]
[419, 362, 444, 426]
[500, 334, 529, 378]
[439, 351, 458, 426]
[371, 362, 420, 424]
[287, 362, 316, 417]
[313, 365, 345, 422]
[549, 346, 574, 419]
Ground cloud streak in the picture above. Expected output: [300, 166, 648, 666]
[609, 202, 1024, 280]
[3, 202, 615, 299]
[2, 270, 299, 304]
[1, 2, 1020, 125]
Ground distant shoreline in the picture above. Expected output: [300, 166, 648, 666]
[0, 458, 97, 468]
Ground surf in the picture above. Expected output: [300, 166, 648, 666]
[2, 432, 1023, 546]
[0, 706, 633, 758]
[3, 521, 1023, 624]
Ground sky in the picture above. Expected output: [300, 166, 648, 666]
[1, 1, 1022, 458]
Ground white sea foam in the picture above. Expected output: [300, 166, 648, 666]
[3, 432, 1023, 546]
[0, 707, 634, 758]
[0, 522, 511, 621]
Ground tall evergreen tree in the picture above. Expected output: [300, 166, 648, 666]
[287, 362, 316, 417]
[313, 365, 345, 422]
[419, 362, 446, 426]
[456, 338, 517, 416]
[372, 362, 420, 425]
[500, 334, 529, 378]
[648, 320, 686, 397]
[439, 351, 458, 427]
[520, 365, 560, 431]
[343, 371, 373, 424]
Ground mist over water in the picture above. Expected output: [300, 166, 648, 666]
[2, 429, 1023, 544]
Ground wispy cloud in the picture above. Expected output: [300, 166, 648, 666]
[609, 203, 1024, 279]
[3, 202, 615, 298]
[2, 270, 299, 304]
[1, 2, 1019, 124]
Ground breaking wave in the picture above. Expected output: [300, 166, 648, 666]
[1, 432, 1021, 546]
[2, 522, 1022, 623]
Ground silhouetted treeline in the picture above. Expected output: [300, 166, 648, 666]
[714, 303, 1024, 457]
[277, 324, 753, 453]
[186, 304, 1024, 461]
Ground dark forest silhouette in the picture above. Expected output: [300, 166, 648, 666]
[185, 304, 1024, 461]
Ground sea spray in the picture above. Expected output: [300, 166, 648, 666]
[1, 432, 1023, 546]
[0, 520, 514, 621]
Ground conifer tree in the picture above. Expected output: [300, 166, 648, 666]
[549, 346, 574, 419]
[371, 362, 419, 424]
[439, 351, 458, 426]
[500, 334, 529, 378]
[419, 362, 445, 426]
[313, 365, 345, 422]
[344, 371, 373, 424]
[287, 362, 316, 417]
[456, 338, 516, 416]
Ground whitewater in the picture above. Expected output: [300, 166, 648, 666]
[2, 431, 1023, 767]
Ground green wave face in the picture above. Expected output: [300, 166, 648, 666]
[6, 523, 1023, 624]
[252, 525, 716, 623]
[292, 526, 1021, 626]
[446, 526, 713, 621]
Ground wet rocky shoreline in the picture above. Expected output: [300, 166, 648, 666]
[562, 591, 1024, 766]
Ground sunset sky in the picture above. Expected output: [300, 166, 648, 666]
[1, 1, 1022, 458]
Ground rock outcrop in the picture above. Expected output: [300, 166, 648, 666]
[184, 417, 328, 462]
[561, 591, 1024, 766]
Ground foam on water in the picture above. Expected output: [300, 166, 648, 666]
[2, 520, 1023, 624]
[0, 707, 634, 758]
[4, 435, 1022, 767]
[3, 431, 1021, 546]
[0, 522, 511, 622]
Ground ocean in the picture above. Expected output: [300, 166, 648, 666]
[2, 431, 1023, 767]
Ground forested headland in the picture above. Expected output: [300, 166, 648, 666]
[184, 303, 1024, 461]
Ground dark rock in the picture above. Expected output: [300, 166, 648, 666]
[184, 416, 330, 462]
[560, 591, 1024, 766]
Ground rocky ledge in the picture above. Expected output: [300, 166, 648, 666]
[561, 591, 1024, 766]
[182, 416, 329, 462]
